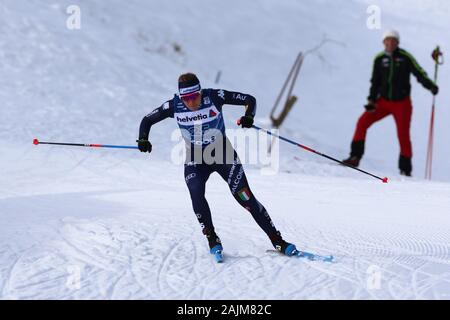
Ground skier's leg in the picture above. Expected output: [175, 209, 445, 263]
[349, 99, 391, 160]
[184, 162, 221, 249]
[214, 153, 295, 254]
[391, 98, 413, 175]
[218, 160, 278, 235]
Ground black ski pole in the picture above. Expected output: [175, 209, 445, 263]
[33, 138, 138, 150]
[239, 122, 388, 183]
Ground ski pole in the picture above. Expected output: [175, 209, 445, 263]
[425, 46, 443, 180]
[238, 121, 388, 183]
[33, 138, 138, 150]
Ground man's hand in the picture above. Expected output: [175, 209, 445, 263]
[431, 85, 439, 96]
[364, 101, 377, 112]
[238, 115, 254, 128]
[136, 138, 152, 153]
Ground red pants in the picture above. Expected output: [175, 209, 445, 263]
[353, 97, 413, 158]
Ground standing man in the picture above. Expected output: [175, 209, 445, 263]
[137, 73, 296, 262]
[343, 30, 439, 176]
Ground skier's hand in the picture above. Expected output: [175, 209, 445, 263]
[431, 85, 439, 96]
[364, 101, 377, 112]
[238, 115, 254, 128]
[431, 48, 442, 62]
[136, 138, 152, 153]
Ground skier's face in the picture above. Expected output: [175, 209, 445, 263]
[383, 38, 399, 54]
[182, 91, 202, 110]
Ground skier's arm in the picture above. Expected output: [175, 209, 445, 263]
[368, 57, 381, 102]
[139, 100, 174, 140]
[404, 52, 437, 92]
[211, 89, 257, 117]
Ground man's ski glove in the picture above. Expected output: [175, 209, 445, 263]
[364, 101, 376, 112]
[136, 138, 152, 153]
[239, 115, 254, 128]
[431, 85, 439, 96]
[431, 48, 443, 63]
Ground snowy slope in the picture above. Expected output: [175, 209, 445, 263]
[1, 0, 450, 299]
[2, 148, 450, 299]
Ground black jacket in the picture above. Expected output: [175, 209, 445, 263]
[368, 47, 436, 102]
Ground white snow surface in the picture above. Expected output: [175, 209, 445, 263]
[1, 0, 449, 299]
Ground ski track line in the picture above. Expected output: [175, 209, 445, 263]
[410, 261, 434, 300]
[272, 219, 371, 298]
[155, 239, 184, 296]
[156, 239, 197, 299]
[313, 228, 403, 299]
[57, 223, 121, 273]
[196, 253, 260, 299]
[185, 238, 219, 300]
[411, 263, 450, 299]
[0, 250, 22, 298]
[96, 224, 147, 299]
[126, 246, 156, 299]
[382, 228, 450, 289]
[185, 241, 202, 299]
[112, 224, 164, 298]
[103, 225, 131, 299]
[106, 269, 127, 300]
[1, 246, 63, 299]
[363, 228, 449, 299]
[60, 221, 147, 299]
[349, 246, 416, 299]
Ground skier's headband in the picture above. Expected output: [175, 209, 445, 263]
[179, 78, 201, 97]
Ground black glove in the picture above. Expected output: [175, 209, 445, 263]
[364, 101, 376, 112]
[431, 85, 439, 96]
[136, 138, 152, 153]
[238, 115, 254, 128]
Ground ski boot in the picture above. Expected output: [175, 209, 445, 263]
[206, 230, 223, 263]
[270, 233, 297, 256]
[342, 156, 360, 167]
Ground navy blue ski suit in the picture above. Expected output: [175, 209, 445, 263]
[139, 88, 281, 246]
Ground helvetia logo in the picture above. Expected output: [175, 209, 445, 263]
[176, 107, 219, 124]
[176, 114, 208, 123]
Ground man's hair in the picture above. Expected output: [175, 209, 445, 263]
[178, 73, 198, 83]
[178, 73, 201, 95]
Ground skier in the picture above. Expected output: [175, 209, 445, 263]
[342, 30, 439, 176]
[137, 73, 297, 261]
